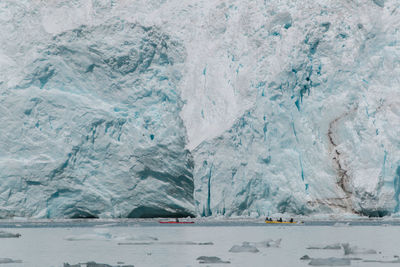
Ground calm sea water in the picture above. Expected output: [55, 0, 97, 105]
[0, 219, 398, 267]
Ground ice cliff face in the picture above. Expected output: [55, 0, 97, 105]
[0, 0, 400, 218]
[0, 5, 193, 218]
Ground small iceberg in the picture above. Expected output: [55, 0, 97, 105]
[0, 231, 21, 238]
[253, 238, 282, 248]
[342, 243, 377, 255]
[229, 242, 259, 253]
[363, 258, 400, 264]
[65, 229, 157, 242]
[63, 262, 134, 267]
[118, 241, 213, 246]
[196, 256, 230, 264]
[0, 258, 22, 264]
[307, 243, 341, 250]
[308, 257, 351, 266]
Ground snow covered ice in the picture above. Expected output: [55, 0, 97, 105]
[1, 0, 400, 219]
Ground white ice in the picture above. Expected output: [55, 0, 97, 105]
[1, 0, 400, 219]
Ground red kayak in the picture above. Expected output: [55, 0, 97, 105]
[159, 221, 194, 224]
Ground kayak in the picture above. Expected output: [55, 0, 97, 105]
[265, 221, 297, 224]
[159, 221, 194, 224]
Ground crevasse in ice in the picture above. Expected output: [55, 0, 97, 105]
[0, 0, 399, 218]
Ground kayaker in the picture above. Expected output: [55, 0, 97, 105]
[175, 218, 179, 222]
[278, 218, 282, 222]
[290, 218, 294, 223]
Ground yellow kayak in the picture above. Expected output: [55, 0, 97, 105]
[265, 221, 298, 224]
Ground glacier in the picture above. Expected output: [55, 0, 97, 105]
[0, 0, 400, 218]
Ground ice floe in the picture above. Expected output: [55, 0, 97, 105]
[342, 243, 377, 255]
[0, 231, 21, 238]
[196, 256, 230, 264]
[307, 243, 341, 250]
[253, 239, 282, 248]
[118, 241, 213, 246]
[0, 258, 22, 264]
[308, 257, 351, 266]
[65, 229, 157, 242]
[64, 262, 134, 267]
[229, 242, 259, 253]
[363, 258, 400, 263]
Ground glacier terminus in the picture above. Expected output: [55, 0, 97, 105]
[0, 0, 399, 219]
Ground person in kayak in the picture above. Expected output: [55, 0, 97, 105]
[175, 218, 179, 222]
[290, 218, 294, 223]
[278, 218, 282, 222]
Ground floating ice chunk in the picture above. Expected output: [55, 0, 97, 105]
[65, 229, 157, 242]
[342, 243, 377, 255]
[253, 239, 282, 248]
[160, 241, 211, 245]
[63, 262, 134, 267]
[308, 257, 351, 266]
[307, 243, 341, 250]
[363, 258, 400, 263]
[300, 255, 311, 260]
[196, 256, 230, 264]
[0, 231, 21, 238]
[65, 229, 112, 241]
[0, 258, 22, 264]
[229, 242, 259, 253]
[118, 241, 213, 246]
[118, 242, 154, 245]
[64, 234, 110, 241]
[113, 234, 158, 241]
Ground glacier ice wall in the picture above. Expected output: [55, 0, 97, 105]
[1, 0, 400, 218]
[191, 0, 400, 217]
[0, 3, 194, 218]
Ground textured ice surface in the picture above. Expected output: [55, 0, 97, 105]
[1, 0, 400, 218]
[307, 243, 341, 250]
[196, 256, 231, 264]
[308, 257, 351, 266]
[253, 238, 282, 248]
[0, 231, 21, 238]
[363, 258, 400, 263]
[0, 3, 194, 218]
[342, 243, 377, 255]
[64, 262, 134, 267]
[229, 242, 260, 253]
[0, 258, 22, 264]
[118, 241, 213, 246]
[65, 229, 157, 241]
